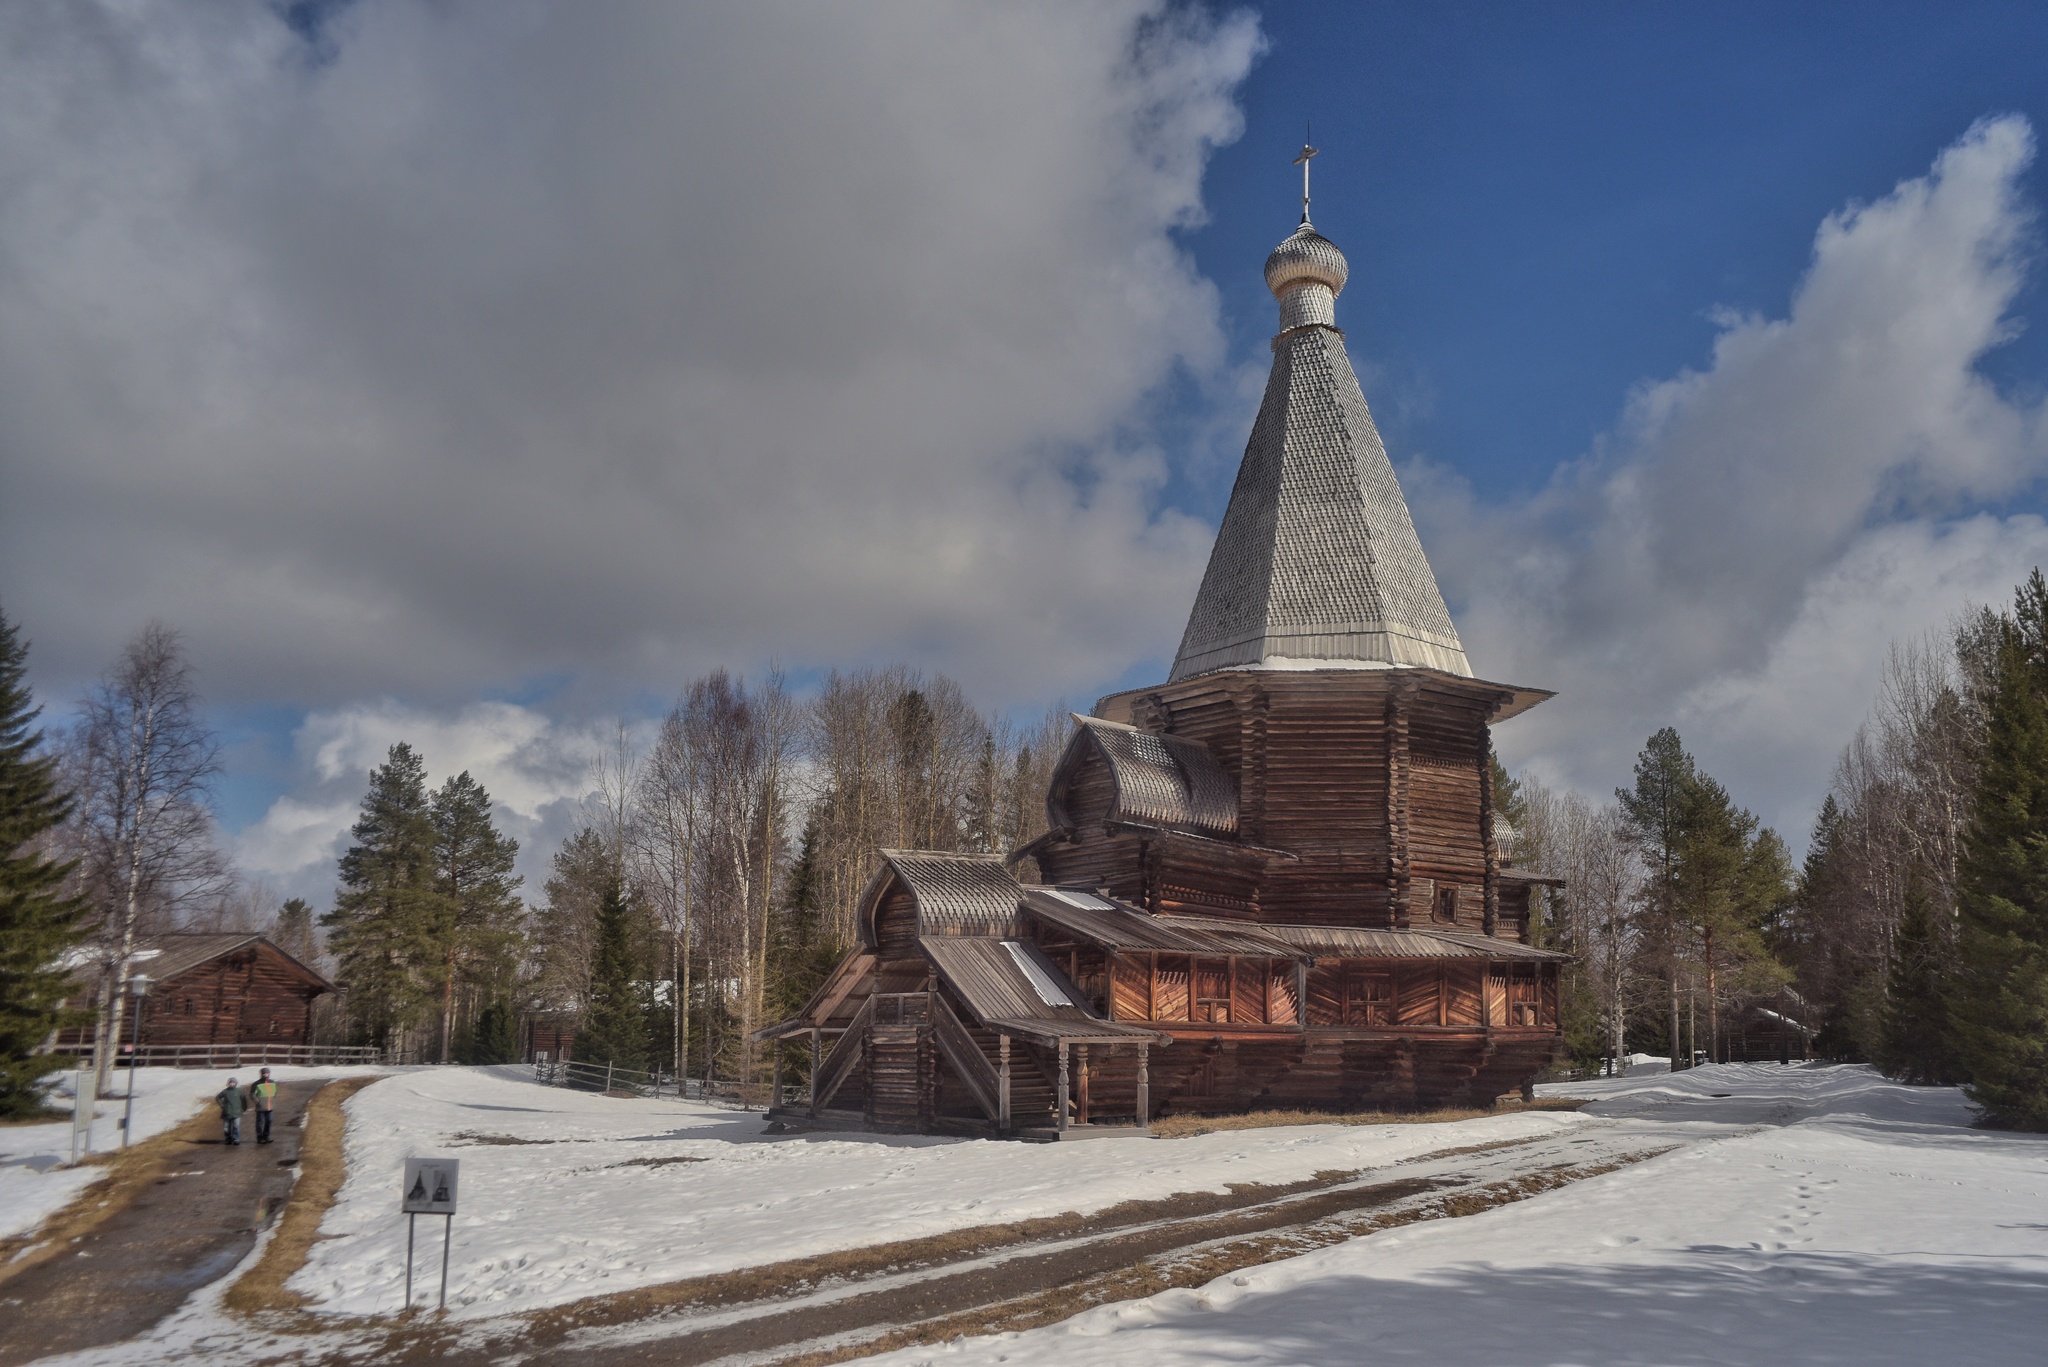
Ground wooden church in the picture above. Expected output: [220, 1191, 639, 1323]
[758, 153, 1567, 1137]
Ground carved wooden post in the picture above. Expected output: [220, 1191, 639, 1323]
[1387, 681, 1416, 929]
[1076, 1044, 1090, 1126]
[1480, 734, 1500, 937]
[771, 1041, 783, 1112]
[1136, 1043, 1149, 1127]
[1057, 1042, 1070, 1133]
[998, 1033, 1011, 1131]
[808, 1029, 820, 1114]
[1295, 960, 1309, 1031]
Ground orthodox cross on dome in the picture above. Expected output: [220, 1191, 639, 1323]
[1293, 135, 1318, 224]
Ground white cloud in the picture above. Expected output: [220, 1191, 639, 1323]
[0, 1, 1261, 710]
[235, 698, 622, 902]
[1421, 115, 2048, 839]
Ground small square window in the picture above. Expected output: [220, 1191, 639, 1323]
[1434, 886, 1460, 923]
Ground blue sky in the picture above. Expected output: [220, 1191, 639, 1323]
[1183, 1, 2048, 512]
[4, 2, 2046, 903]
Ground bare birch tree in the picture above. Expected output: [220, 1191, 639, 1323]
[68, 623, 228, 1094]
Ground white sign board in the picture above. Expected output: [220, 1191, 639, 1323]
[401, 1157, 460, 1215]
[70, 1071, 93, 1163]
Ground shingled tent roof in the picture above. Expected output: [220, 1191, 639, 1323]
[1171, 220, 1471, 682]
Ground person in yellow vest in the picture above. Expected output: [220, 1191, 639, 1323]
[248, 1068, 279, 1145]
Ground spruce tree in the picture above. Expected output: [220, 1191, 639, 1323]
[1951, 571, 2048, 1128]
[1876, 875, 1957, 1084]
[324, 744, 442, 1051]
[576, 870, 646, 1078]
[771, 813, 844, 1019]
[0, 608, 92, 1118]
[458, 996, 521, 1065]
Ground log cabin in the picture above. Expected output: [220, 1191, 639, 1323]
[57, 932, 333, 1054]
[756, 160, 1568, 1137]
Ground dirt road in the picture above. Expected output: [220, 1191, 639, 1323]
[0, 1080, 323, 1367]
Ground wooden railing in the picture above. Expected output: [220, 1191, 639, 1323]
[810, 995, 875, 1110]
[929, 994, 1001, 1123]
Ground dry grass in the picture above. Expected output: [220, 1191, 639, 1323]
[767, 1150, 1666, 1367]
[1150, 1096, 1585, 1140]
[0, 1100, 216, 1287]
[223, 1075, 383, 1315]
[518, 1162, 1391, 1340]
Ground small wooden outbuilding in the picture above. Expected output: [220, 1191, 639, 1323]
[59, 933, 333, 1054]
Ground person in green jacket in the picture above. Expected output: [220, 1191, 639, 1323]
[248, 1068, 278, 1144]
[216, 1076, 248, 1146]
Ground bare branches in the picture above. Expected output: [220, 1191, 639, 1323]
[65, 622, 228, 1091]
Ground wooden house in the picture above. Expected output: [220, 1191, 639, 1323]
[59, 933, 333, 1054]
[757, 171, 1569, 1137]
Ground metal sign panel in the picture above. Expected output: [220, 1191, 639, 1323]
[401, 1157, 460, 1215]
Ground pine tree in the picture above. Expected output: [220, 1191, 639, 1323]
[0, 608, 92, 1118]
[1950, 571, 2048, 1128]
[324, 744, 442, 1051]
[1619, 728, 1696, 1067]
[576, 870, 646, 1077]
[428, 772, 523, 1062]
[270, 897, 319, 964]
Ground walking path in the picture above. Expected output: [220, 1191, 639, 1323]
[0, 1080, 323, 1367]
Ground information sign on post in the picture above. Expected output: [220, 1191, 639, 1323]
[399, 1157, 460, 1311]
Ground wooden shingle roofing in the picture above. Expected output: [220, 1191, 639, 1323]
[1022, 890, 1299, 957]
[919, 937, 1165, 1048]
[1262, 925, 1569, 962]
[857, 850, 1025, 945]
[1052, 715, 1238, 837]
[73, 932, 332, 991]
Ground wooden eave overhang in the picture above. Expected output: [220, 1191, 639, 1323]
[1009, 821, 1297, 871]
[1021, 889, 1302, 958]
[1095, 666, 1555, 726]
[1261, 924, 1570, 963]
[1497, 868, 1568, 889]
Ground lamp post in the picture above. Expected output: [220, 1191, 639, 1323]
[121, 974, 151, 1149]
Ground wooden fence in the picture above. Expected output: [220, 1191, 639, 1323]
[57, 1042, 386, 1069]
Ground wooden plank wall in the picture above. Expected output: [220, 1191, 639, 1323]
[142, 949, 321, 1047]
[875, 885, 921, 963]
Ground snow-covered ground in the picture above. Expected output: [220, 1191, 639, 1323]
[0, 1064, 390, 1245]
[855, 1064, 2048, 1367]
[291, 1065, 1588, 1318]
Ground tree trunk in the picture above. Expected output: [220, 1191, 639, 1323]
[1704, 926, 1718, 1065]
[439, 947, 457, 1064]
[1668, 967, 1682, 1072]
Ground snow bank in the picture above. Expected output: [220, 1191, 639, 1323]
[289, 1066, 1588, 1318]
[0, 1064, 391, 1244]
[858, 1065, 2048, 1367]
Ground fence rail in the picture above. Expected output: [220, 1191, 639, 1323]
[531, 1058, 804, 1107]
[54, 1042, 386, 1069]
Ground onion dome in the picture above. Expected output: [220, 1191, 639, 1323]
[1263, 223, 1349, 300]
